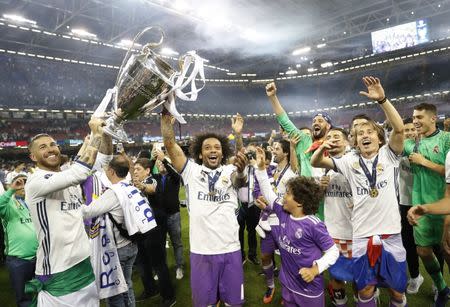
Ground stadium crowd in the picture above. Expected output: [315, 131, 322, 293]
[1, 52, 450, 115]
[0, 76, 449, 307]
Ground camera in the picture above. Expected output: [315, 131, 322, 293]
[245, 151, 256, 160]
[116, 142, 124, 153]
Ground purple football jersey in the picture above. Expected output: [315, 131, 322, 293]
[272, 201, 334, 296]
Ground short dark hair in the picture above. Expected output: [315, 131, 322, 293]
[108, 155, 130, 178]
[329, 127, 349, 139]
[264, 150, 272, 161]
[403, 117, 414, 125]
[286, 176, 323, 215]
[414, 103, 437, 115]
[13, 161, 25, 168]
[351, 114, 371, 125]
[135, 158, 152, 170]
[190, 133, 232, 165]
[28, 133, 52, 151]
[279, 139, 291, 161]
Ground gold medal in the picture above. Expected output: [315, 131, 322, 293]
[369, 188, 379, 198]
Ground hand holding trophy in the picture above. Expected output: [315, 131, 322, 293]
[94, 26, 205, 142]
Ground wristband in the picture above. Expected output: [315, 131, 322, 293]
[377, 97, 387, 104]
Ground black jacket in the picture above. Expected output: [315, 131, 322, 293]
[145, 158, 181, 217]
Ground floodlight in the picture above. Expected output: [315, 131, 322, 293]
[320, 62, 333, 68]
[3, 14, 36, 25]
[71, 28, 97, 38]
[317, 43, 326, 48]
[292, 46, 311, 55]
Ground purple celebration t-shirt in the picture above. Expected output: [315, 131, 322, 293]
[272, 201, 334, 297]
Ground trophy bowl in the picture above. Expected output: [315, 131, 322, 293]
[99, 26, 205, 142]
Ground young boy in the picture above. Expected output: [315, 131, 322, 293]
[253, 147, 339, 306]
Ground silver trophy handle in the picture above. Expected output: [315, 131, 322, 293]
[116, 26, 165, 86]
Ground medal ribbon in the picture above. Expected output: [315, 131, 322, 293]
[207, 171, 221, 194]
[274, 163, 290, 188]
[358, 155, 379, 192]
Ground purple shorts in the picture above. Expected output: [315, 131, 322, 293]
[260, 227, 278, 255]
[190, 250, 244, 306]
[281, 286, 324, 307]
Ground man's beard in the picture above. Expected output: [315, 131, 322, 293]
[313, 128, 326, 140]
[39, 156, 61, 170]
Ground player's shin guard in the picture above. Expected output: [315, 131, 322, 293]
[423, 256, 447, 292]
[262, 261, 275, 288]
[357, 294, 376, 307]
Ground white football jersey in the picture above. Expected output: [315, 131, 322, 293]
[273, 165, 297, 198]
[25, 162, 92, 275]
[332, 145, 401, 239]
[323, 169, 353, 240]
[181, 160, 241, 255]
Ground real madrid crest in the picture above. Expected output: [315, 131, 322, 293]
[221, 176, 229, 185]
[376, 163, 384, 174]
[352, 162, 360, 170]
[295, 228, 303, 239]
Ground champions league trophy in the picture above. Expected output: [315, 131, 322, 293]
[94, 26, 205, 142]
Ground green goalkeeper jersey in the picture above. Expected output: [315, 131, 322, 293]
[404, 129, 450, 205]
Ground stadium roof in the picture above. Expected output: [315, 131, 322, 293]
[1, 0, 449, 79]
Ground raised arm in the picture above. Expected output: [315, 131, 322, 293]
[77, 117, 106, 167]
[310, 141, 335, 170]
[267, 130, 276, 147]
[161, 112, 187, 173]
[359, 76, 404, 154]
[231, 113, 244, 153]
[27, 118, 105, 198]
[289, 133, 300, 173]
[253, 147, 278, 206]
[266, 82, 286, 116]
[0, 178, 21, 217]
[231, 151, 248, 189]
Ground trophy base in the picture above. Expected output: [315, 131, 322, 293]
[103, 125, 130, 143]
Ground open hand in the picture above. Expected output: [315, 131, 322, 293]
[289, 132, 301, 146]
[359, 76, 385, 101]
[231, 113, 244, 134]
[88, 117, 105, 135]
[234, 151, 248, 174]
[11, 177, 26, 191]
[255, 147, 266, 170]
